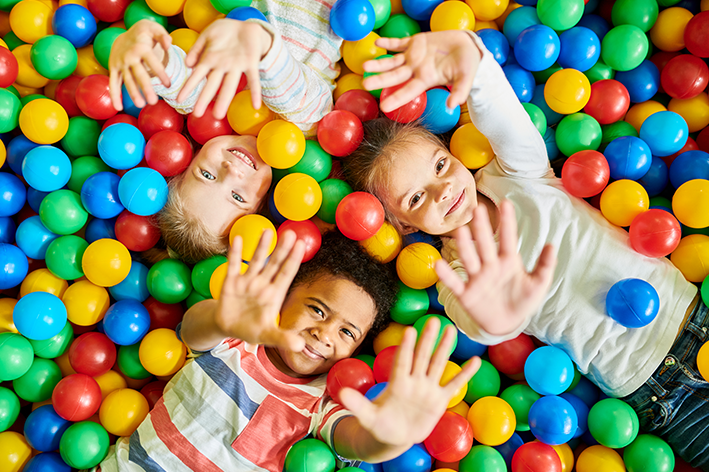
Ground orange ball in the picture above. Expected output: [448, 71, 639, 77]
[668, 92, 709, 133]
[146, 0, 187, 16]
[474, 19, 499, 31]
[0, 298, 18, 333]
[256, 120, 306, 169]
[0, 431, 32, 472]
[209, 261, 248, 300]
[227, 90, 274, 136]
[545, 69, 592, 115]
[93, 370, 128, 399]
[450, 122, 494, 169]
[139, 328, 187, 376]
[440, 361, 467, 408]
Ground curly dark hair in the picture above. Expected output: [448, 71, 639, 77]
[290, 230, 397, 345]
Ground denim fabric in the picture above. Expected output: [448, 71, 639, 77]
[622, 300, 709, 471]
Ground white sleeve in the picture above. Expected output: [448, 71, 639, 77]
[149, 45, 203, 115]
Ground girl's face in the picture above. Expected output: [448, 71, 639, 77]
[180, 135, 272, 237]
[380, 136, 477, 236]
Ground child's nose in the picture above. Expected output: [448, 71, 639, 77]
[435, 181, 454, 203]
[310, 325, 333, 347]
[223, 160, 245, 178]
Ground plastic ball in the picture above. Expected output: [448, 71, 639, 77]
[144, 130, 192, 177]
[326, 358, 375, 404]
[139, 328, 185, 376]
[117, 167, 168, 216]
[256, 120, 305, 169]
[21, 452, 71, 472]
[227, 89, 274, 136]
[82, 238, 132, 287]
[62, 280, 110, 325]
[588, 398, 639, 448]
[98, 123, 146, 169]
[561, 150, 610, 198]
[503, 6, 541, 46]
[396, 242, 441, 289]
[24, 405, 71, 452]
[83, 216, 117, 244]
[478, 28, 509, 66]
[672, 234, 709, 282]
[97, 388, 148, 437]
[430, 1, 475, 31]
[13, 292, 67, 341]
[61, 116, 102, 159]
[466, 0, 509, 22]
[661, 55, 709, 100]
[698, 340, 708, 380]
[274, 173, 322, 221]
[52, 373, 102, 421]
[0, 172, 26, 217]
[424, 411, 473, 462]
[0, 46, 18, 89]
[439, 360, 466, 407]
[502, 63, 535, 103]
[524, 346, 574, 396]
[29, 35, 77, 80]
[380, 83, 427, 123]
[623, 434, 675, 472]
[625, 100, 667, 133]
[373, 345, 397, 383]
[600, 179, 649, 227]
[286, 140, 332, 183]
[225, 6, 267, 21]
[604, 136, 651, 181]
[109, 261, 150, 303]
[146, 258, 192, 304]
[19, 98, 69, 144]
[450, 122, 494, 169]
[514, 25, 559, 72]
[113, 211, 159, 253]
[334, 89, 378, 124]
[465, 359, 501, 404]
[629, 209, 681, 258]
[639, 156, 669, 197]
[611, 0, 658, 32]
[459, 445, 507, 472]
[0, 431, 32, 472]
[28, 321, 73, 359]
[284, 438, 336, 472]
[669, 92, 709, 133]
[544, 69, 591, 115]
[0, 333, 34, 381]
[487, 333, 535, 377]
[684, 11, 709, 57]
[117, 342, 152, 380]
[360, 221, 402, 264]
[335, 191, 384, 241]
[15, 215, 59, 260]
[228, 214, 277, 261]
[75, 75, 117, 120]
[137, 99, 184, 139]
[557, 26, 600, 72]
[0, 387, 20, 432]
[9, 0, 53, 44]
[187, 102, 232, 144]
[420, 88, 461, 134]
[317, 109, 364, 157]
[650, 7, 693, 52]
[277, 220, 321, 263]
[382, 443, 431, 472]
[52, 4, 97, 48]
[316, 178, 352, 224]
[0, 88, 21, 134]
[330, 0, 375, 41]
[67, 332, 115, 377]
[614, 60, 660, 104]
[58, 420, 109, 469]
[467, 396, 516, 446]
[528, 395, 578, 445]
[555, 113, 602, 156]
[21, 146, 71, 193]
[601, 25, 648, 72]
[583, 80, 630, 125]
[79, 172, 123, 219]
[19, 268, 68, 299]
[641, 111, 689, 158]
[536, 0, 583, 30]
[511, 442, 562, 472]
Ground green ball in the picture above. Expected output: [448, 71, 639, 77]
[185, 289, 208, 309]
[584, 59, 615, 84]
[117, 343, 152, 379]
[499, 384, 540, 431]
[46, 235, 89, 280]
[354, 354, 375, 370]
[566, 364, 581, 391]
[93, 27, 127, 71]
[0, 333, 34, 381]
[390, 282, 429, 325]
[459, 445, 506, 472]
[701, 275, 709, 307]
[67, 156, 112, 194]
[124, 1, 167, 30]
[0, 387, 20, 432]
[537, 0, 584, 31]
[522, 103, 547, 136]
[380, 14, 421, 38]
[623, 434, 675, 472]
[5, 85, 19, 98]
[284, 438, 336, 472]
[0, 87, 21, 133]
[59, 421, 110, 469]
[316, 178, 352, 224]
[3, 31, 25, 51]
[191, 255, 227, 298]
[370, 0, 392, 29]
[30, 35, 78, 80]
[532, 62, 563, 84]
[657, 0, 681, 7]
[611, 0, 658, 33]
[0, 0, 19, 12]
[555, 113, 602, 156]
[61, 116, 101, 158]
[20, 94, 47, 106]
[39, 190, 89, 236]
[650, 196, 672, 211]
[588, 398, 640, 448]
[363, 54, 393, 99]
[464, 359, 501, 404]
[287, 141, 332, 183]
[12, 356, 62, 402]
[413, 314, 457, 356]
[210, 0, 250, 14]
[29, 321, 74, 359]
[601, 25, 648, 72]
[601, 120, 638, 148]
[147, 259, 193, 304]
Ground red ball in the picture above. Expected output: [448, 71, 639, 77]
[336, 192, 385, 241]
[140, 380, 167, 410]
[583, 80, 630, 125]
[326, 358, 375, 404]
[629, 209, 681, 258]
[68, 332, 117, 377]
[145, 130, 193, 177]
[380, 84, 427, 123]
[144, 297, 184, 330]
[75, 74, 118, 120]
[115, 210, 162, 252]
[52, 373, 103, 421]
[335, 89, 379, 122]
[55, 75, 84, 118]
[561, 150, 611, 198]
[87, 0, 131, 22]
[317, 109, 364, 157]
[511, 442, 562, 472]
[685, 11, 709, 58]
[187, 102, 232, 145]
[697, 127, 709, 154]
[649, 51, 680, 94]
[487, 333, 536, 377]
[661, 137, 698, 167]
[0, 46, 18, 89]
[373, 345, 397, 383]
[661, 55, 709, 100]
[138, 100, 185, 139]
[277, 219, 322, 263]
[102, 113, 139, 131]
[423, 411, 474, 463]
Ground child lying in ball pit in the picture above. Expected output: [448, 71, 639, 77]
[108, 3, 342, 262]
[342, 30, 709, 469]
[94, 229, 486, 472]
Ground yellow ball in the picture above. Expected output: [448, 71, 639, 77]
[82, 238, 132, 287]
[0, 139, 5, 169]
[59, 0, 88, 6]
[396, 242, 442, 289]
[274, 173, 323, 221]
[668, 92, 709, 133]
[55, 351, 77, 377]
[450, 122, 494, 169]
[99, 388, 150, 437]
[62, 280, 111, 326]
[465, 0, 508, 21]
[474, 19, 499, 31]
[169, 28, 199, 54]
[0, 432, 32, 472]
[43, 78, 60, 99]
[209, 261, 248, 299]
[373, 321, 406, 354]
[139, 328, 187, 376]
[227, 90, 274, 136]
[0, 298, 18, 333]
[545, 68, 591, 115]
[19, 268, 68, 298]
[671, 234, 709, 283]
[256, 120, 306, 169]
[334, 72, 365, 101]
[183, 0, 225, 32]
[466, 396, 516, 446]
[19, 98, 69, 144]
[360, 221, 402, 263]
[600, 180, 649, 227]
[9, 0, 53, 44]
[698, 341, 709, 381]
[94, 370, 128, 400]
[440, 361, 467, 409]
[576, 445, 625, 472]
[625, 100, 667, 133]
[228, 214, 277, 261]
[147, 0, 187, 16]
[342, 32, 386, 75]
[703, 0, 709, 10]
[650, 7, 693, 52]
[551, 443, 575, 472]
[430, 2, 476, 31]
[447, 399, 469, 418]
[673, 179, 709, 228]
[75, 45, 107, 77]
[12, 44, 49, 88]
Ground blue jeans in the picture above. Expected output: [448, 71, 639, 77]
[622, 299, 709, 471]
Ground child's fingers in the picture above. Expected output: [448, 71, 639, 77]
[179, 63, 210, 105]
[258, 229, 295, 281]
[221, 236, 244, 296]
[443, 356, 481, 398]
[122, 68, 146, 108]
[131, 64, 158, 105]
[193, 70, 224, 117]
[246, 67, 262, 111]
[184, 33, 207, 68]
[248, 229, 275, 275]
[447, 70, 475, 110]
[158, 32, 172, 53]
[498, 200, 519, 260]
[471, 204, 497, 267]
[338, 387, 377, 428]
[362, 66, 412, 93]
[265, 329, 305, 353]
[426, 325, 456, 380]
[213, 70, 244, 119]
[271, 240, 306, 295]
[142, 50, 170, 88]
[434, 260, 465, 297]
[411, 317, 440, 377]
[374, 36, 411, 52]
[379, 78, 427, 113]
[454, 225, 481, 276]
[389, 327, 416, 383]
[362, 54, 406, 74]
[109, 70, 124, 111]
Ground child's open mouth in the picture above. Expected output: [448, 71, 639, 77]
[302, 344, 325, 360]
[228, 147, 257, 170]
[446, 190, 465, 216]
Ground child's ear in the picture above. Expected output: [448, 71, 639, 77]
[400, 224, 418, 235]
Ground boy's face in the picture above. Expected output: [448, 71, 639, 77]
[180, 135, 273, 236]
[269, 276, 377, 377]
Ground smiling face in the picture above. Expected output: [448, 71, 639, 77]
[179, 135, 272, 237]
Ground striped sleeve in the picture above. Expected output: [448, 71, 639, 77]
[150, 45, 204, 115]
[312, 398, 354, 462]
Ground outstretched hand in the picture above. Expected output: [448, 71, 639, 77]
[361, 30, 482, 113]
[436, 200, 557, 337]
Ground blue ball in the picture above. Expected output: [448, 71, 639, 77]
[543, 127, 560, 160]
[24, 405, 72, 452]
[81, 171, 124, 218]
[0, 172, 26, 217]
[118, 167, 168, 216]
[13, 292, 68, 341]
[638, 156, 669, 197]
[503, 6, 541, 46]
[603, 136, 652, 180]
[0, 217, 16, 244]
[524, 346, 574, 395]
[577, 14, 610, 41]
[365, 382, 387, 401]
[453, 329, 487, 360]
[426, 285, 444, 312]
[514, 25, 560, 72]
[614, 60, 660, 103]
[330, 0, 375, 41]
[559, 393, 589, 438]
[6, 134, 40, 175]
[669, 150, 709, 189]
[383, 444, 431, 472]
[109, 262, 150, 302]
[227, 6, 268, 22]
[98, 123, 146, 170]
[478, 28, 510, 66]
[15, 215, 59, 260]
[357, 462, 383, 472]
[121, 84, 143, 118]
[401, 0, 443, 21]
[267, 191, 287, 225]
[531, 84, 563, 126]
[639, 111, 689, 157]
[528, 395, 578, 445]
[493, 433, 524, 470]
[420, 88, 460, 134]
[557, 26, 600, 72]
[22, 146, 72, 192]
[103, 299, 151, 345]
[52, 4, 97, 48]
[26, 187, 48, 213]
[22, 452, 71, 472]
[517, 0, 537, 4]
[0, 243, 28, 289]
[605, 278, 660, 328]
[567, 375, 600, 408]
[503, 64, 535, 103]
[84, 217, 117, 244]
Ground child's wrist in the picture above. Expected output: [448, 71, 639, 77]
[258, 24, 274, 59]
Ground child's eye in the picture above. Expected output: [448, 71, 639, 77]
[232, 191, 244, 203]
[436, 158, 446, 173]
[201, 170, 215, 180]
[410, 192, 423, 208]
[310, 306, 324, 318]
[341, 328, 355, 340]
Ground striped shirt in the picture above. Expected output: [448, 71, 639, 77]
[152, 0, 342, 136]
[99, 338, 351, 472]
